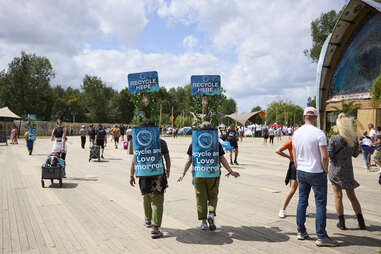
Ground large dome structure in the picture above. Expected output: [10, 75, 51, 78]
[316, 0, 381, 132]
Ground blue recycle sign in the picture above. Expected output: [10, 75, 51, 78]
[28, 128, 36, 141]
[132, 126, 163, 177]
[128, 71, 159, 94]
[192, 129, 220, 178]
[191, 75, 221, 96]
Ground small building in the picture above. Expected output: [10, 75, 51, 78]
[317, 0, 381, 133]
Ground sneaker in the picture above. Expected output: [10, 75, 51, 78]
[145, 220, 152, 228]
[201, 223, 208, 230]
[151, 229, 163, 239]
[207, 215, 216, 231]
[101, 155, 104, 159]
[230, 161, 234, 165]
[234, 161, 239, 165]
[297, 232, 309, 240]
[278, 209, 286, 218]
[315, 236, 338, 247]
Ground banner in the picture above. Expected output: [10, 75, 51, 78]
[128, 71, 159, 94]
[192, 129, 219, 178]
[132, 126, 163, 177]
[27, 114, 36, 121]
[191, 75, 221, 96]
[28, 128, 36, 141]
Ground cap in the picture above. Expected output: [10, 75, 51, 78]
[303, 107, 318, 116]
[81, 125, 85, 128]
[363, 130, 367, 135]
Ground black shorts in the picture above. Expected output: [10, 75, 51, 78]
[114, 137, 119, 143]
[264, 134, 269, 139]
[96, 139, 105, 149]
[127, 135, 132, 141]
[228, 138, 238, 148]
[289, 162, 296, 180]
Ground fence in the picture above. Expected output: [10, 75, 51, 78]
[0, 121, 131, 137]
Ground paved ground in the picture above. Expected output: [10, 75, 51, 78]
[0, 136, 380, 254]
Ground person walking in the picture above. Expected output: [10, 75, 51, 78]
[227, 124, 239, 165]
[276, 125, 299, 218]
[328, 113, 366, 230]
[292, 107, 337, 247]
[24, 129, 35, 155]
[130, 124, 171, 239]
[371, 127, 381, 174]
[120, 124, 125, 141]
[88, 124, 96, 147]
[269, 127, 275, 144]
[359, 130, 373, 170]
[51, 119, 67, 176]
[178, 122, 240, 231]
[10, 125, 18, 144]
[95, 124, 107, 159]
[112, 124, 121, 149]
[263, 126, 269, 144]
[79, 125, 87, 149]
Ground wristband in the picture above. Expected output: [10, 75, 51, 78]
[225, 170, 233, 177]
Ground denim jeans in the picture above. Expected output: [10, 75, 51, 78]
[362, 149, 370, 168]
[296, 170, 327, 238]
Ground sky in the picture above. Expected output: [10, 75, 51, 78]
[0, 0, 347, 113]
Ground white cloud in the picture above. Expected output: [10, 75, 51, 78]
[183, 35, 198, 50]
[0, 0, 348, 113]
[155, 0, 347, 111]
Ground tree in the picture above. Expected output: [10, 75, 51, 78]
[108, 88, 135, 123]
[81, 75, 116, 123]
[265, 100, 304, 126]
[307, 96, 317, 107]
[304, 10, 341, 62]
[251, 106, 262, 112]
[370, 71, 381, 107]
[332, 101, 360, 118]
[0, 52, 55, 120]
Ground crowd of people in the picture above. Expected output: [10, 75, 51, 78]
[7, 107, 380, 246]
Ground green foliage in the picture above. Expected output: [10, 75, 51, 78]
[0, 52, 238, 125]
[0, 51, 55, 120]
[174, 115, 193, 127]
[304, 10, 341, 62]
[332, 101, 360, 118]
[370, 72, 381, 107]
[326, 129, 338, 140]
[265, 100, 303, 125]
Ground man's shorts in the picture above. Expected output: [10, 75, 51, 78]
[374, 150, 381, 162]
[96, 139, 105, 149]
[114, 137, 119, 143]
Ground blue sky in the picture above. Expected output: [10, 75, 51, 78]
[0, 0, 347, 112]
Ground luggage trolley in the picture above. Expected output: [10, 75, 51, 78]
[41, 153, 65, 188]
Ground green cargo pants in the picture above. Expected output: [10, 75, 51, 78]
[193, 177, 220, 220]
[143, 193, 164, 227]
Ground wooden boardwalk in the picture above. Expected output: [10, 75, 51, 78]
[0, 136, 380, 254]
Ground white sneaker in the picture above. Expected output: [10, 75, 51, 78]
[279, 210, 286, 218]
[201, 223, 208, 230]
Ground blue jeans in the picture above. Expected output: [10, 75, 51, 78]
[362, 149, 370, 168]
[296, 170, 327, 238]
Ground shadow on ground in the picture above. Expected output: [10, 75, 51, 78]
[67, 177, 98, 182]
[49, 182, 78, 189]
[163, 226, 289, 245]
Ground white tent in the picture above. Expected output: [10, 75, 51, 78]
[0, 107, 21, 119]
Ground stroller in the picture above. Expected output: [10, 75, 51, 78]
[89, 145, 101, 162]
[41, 152, 65, 188]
